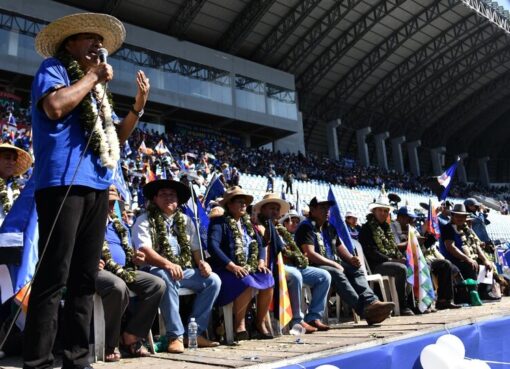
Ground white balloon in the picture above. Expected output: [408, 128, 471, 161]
[315, 365, 340, 369]
[421, 344, 458, 369]
[436, 334, 466, 360]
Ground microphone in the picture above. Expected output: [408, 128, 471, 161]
[98, 48, 108, 63]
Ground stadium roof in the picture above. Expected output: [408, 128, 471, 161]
[54, 0, 510, 164]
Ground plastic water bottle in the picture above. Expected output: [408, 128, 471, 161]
[188, 317, 198, 350]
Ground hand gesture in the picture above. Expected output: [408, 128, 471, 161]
[133, 70, 150, 112]
[229, 263, 249, 279]
[350, 256, 361, 269]
[98, 259, 105, 270]
[257, 260, 271, 274]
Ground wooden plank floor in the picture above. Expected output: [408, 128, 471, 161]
[2, 298, 510, 369]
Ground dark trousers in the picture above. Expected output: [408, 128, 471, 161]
[450, 257, 478, 281]
[95, 269, 165, 350]
[23, 186, 109, 369]
[285, 182, 293, 194]
[319, 262, 377, 316]
[374, 261, 408, 310]
[430, 259, 458, 301]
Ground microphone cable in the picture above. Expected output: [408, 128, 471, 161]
[0, 72, 110, 354]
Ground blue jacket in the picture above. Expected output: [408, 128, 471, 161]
[207, 216, 266, 270]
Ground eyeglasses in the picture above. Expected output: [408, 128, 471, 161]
[284, 218, 300, 224]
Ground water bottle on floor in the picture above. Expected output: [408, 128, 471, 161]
[188, 317, 198, 350]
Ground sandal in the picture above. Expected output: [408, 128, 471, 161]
[105, 347, 121, 362]
[121, 340, 151, 358]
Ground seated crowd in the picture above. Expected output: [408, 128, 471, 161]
[0, 113, 506, 361]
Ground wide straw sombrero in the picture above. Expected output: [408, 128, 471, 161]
[219, 186, 253, 207]
[253, 193, 290, 217]
[0, 144, 32, 177]
[35, 13, 126, 58]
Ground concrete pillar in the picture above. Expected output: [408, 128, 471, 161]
[407, 140, 421, 177]
[391, 136, 406, 174]
[457, 153, 468, 184]
[430, 146, 446, 176]
[242, 134, 251, 148]
[374, 131, 389, 171]
[356, 127, 371, 168]
[477, 156, 490, 187]
[8, 30, 19, 57]
[326, 119, 341, 161]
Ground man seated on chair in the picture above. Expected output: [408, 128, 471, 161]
[358, 191, 414, 316]
[254, 195, 331, 333]
[392, 206, 461, 311]
[294, 196, 394, 325]
[96, 186, 165, 361]
[132, 179, 221, 353]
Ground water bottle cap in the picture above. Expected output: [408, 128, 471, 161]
[190, 317, 195, 322]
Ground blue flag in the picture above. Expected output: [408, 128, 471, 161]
[327, 187, 354, 254]
[437, 159, 459, 201]
[204, 175, 225, 210]
[112, 161, 131, 205]
[183, 192, 209, 251]
[0, 177, 39, 303]
[281, 184, 286, 201]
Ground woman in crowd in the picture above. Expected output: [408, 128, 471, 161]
[207, 187, 274, 340]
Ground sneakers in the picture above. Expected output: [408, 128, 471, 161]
[364, 301, 395, 325]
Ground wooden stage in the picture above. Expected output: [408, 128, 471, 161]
[1, 298, 509, 369]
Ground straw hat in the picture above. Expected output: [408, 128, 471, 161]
[253, 193, 290, 216]
[368, 185, 392, 212]
[35, 13, 126, 58]
[219, 186, 253, 207]
[278, 209, 305, 224]
[0, 144, 32, 176]
[143, 179, 191, 205]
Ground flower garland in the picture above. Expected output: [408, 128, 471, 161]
[56, 51, 120, 169]
[225, 213, 259, 273]
[276, 223, 308, 269]
[0, 178, 19, 214]
[101, 215, 137, 284]
[366, 213, 402, 259]
[455, 224, 480, 260]
[147, 204, 193, 269]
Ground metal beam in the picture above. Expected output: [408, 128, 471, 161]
[460, 0, 510, 34]
[276, 0, 363, 73]
[400, 41, 510, 139]
[217, 0, 277, 54]
[295, 0, 407, 95]
[381, 28, 505, 123]
[251, 0, 320, 63]
[338, 12, 486, 127]
[167, 0, 208, 38]
[313, 0, 456, 120]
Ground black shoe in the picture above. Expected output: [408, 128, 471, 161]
[400, 308, 415, 316]
[235, 331, 249, 341]
[436, 301, 462, 310]
[254, 329, 273, 340]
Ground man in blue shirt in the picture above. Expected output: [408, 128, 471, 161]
[24, 13, 150, 369]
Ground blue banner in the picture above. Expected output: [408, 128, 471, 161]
[327, 187, 354, 254]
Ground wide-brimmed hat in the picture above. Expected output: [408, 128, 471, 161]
[279, 209, 305, 224]
[368, 186, 392, 212]
[253, 193, 290, 216]
[0, 143, 32, 176]
[219, 186, 253, 207]
[35, 13, 126, 58]
[464, 198, 481, 208]
[450, 204, 470, 216]
[345, 211, 357, 219]
[143, 179, 191, 205]
[397, 206, 417, 219]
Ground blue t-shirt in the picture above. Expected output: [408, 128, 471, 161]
[31, 58, 118, 190]
[104, 220, 133, 266]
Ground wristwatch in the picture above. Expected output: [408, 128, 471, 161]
[130, 105, 144, 118]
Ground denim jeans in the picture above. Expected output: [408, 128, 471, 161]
[285, 265, 331, 326]
[151, 267, 221, 338]
[319, 262, 378, 315]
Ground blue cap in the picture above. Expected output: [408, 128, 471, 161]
[397, 207, 417, 219]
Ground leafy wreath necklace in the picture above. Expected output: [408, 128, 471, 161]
[0, 178, 19, 215]
[226, 213, 259, 273]
[56, 51, 120, 169]
[275, 223, 308, 268]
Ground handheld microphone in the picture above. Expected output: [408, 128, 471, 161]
[98, 48, 108, 63]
